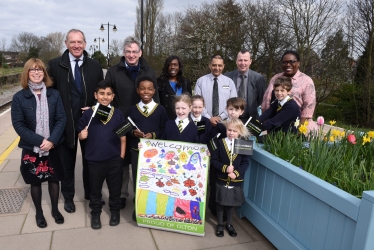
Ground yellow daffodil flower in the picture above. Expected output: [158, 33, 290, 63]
[329, 136, 335, 142]
[362, 135, 371, 145]
[299, 124, 307, 135]
[329, 120, 336, 126]
[367, 131, 374, 139]
[332, 129, 340, 137]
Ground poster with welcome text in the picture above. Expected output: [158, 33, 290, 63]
[136, 138, 209, 236]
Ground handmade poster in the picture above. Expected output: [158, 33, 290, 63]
[136, 138, 210, 236]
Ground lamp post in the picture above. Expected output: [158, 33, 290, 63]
[100, 22, 117, 67]
[93, 37, 105, 52]
[89, 45, 98, 56]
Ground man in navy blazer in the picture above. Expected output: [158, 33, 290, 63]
[225, 50, 266, 122]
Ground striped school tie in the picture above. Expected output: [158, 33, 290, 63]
[194, 119, 198, 125]
[178, 120, 183, 133]
[143, 105, 148, 115]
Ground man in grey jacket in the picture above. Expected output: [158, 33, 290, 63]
[225, 50, 266, 122]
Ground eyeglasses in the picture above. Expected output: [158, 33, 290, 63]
[29, 68, 44, 73]
[124, 50, 140, 55]
[281, 60, 298, 66]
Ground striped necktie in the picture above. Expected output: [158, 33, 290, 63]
[143, 105, 148, 115]
[178, 120, 183, 133]
[277, 102, 282, 112]
[194, 119, 198, 125]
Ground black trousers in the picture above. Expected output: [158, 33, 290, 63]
[61, 133, 90, 200]
[130, 149, 139, 194]
[89, 156, 123, 215]
[208, 166, 217, 214]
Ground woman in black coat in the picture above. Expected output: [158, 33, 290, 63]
[157, 55, 192, 119]
[11, 58, 66, 228]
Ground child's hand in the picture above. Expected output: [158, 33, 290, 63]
[40, 139, 54, 151]
[133, 129, 145, 138]
[138, 142, 143, 149]
[228, 172, 236, 179]
[79, 126, 88, 140]
[227, 165, 234, 173]
[144, 133, 153, 139]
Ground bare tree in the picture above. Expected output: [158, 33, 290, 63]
[0, 37, 7, 51]
[10, 32, 40, 53]
[277, 0, 342, 72]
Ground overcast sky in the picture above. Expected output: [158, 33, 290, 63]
[0, 0, 215, 52]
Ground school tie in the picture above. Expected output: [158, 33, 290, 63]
[277, 102, 282, 112]
[74, 59, 82, 92]
[143, 105, 148, 115]
[194, 119, 198, 125]
[212, 77, 219, 116]
[238, 74, 246, 100]
[178, 120, 183, 133]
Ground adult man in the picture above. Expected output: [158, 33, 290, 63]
[105, 36, 159, 212]
[48, 29, 104, 213]
[225, 49, 266, 122]
[194, 55, 237, 127]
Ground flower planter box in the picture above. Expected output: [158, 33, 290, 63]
[237, 143, 374, 250]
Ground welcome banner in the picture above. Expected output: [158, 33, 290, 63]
[136, 139, 210, 236]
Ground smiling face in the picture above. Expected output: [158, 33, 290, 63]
[209, 58, 224, 77]
[136, 80, 155, 104]
[226, 124, 240, 140]
[274, 86, 291, 102]
[28, 64, 44, 84]
[281, 53, 300, 77]
[226, 105, 244, 119]
[123, 43, 142, 66]
[168, 59, 180, 78]
[65, 31, 86, 58]
[236, 52, 252, 74]
[175, 101, 191, 120]
[94, 87, 115, 106]
[191, 99, 204, 118]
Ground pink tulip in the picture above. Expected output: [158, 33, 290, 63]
[317, 116, 324, 126]
[347, 134, 357, 144]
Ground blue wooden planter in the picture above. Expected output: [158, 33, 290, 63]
[237, 143, 374, 250]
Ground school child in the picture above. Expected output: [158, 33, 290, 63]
[258, 76, 300, 133]
[213, 97, 246, 139]
[190, 95, 212, 144]
[161, 94, 198, 142]
[78, 80, 126, 230]
[210, 118, 250, 237]
[128, 75, 168, 220]
[208, 97, 246, 216]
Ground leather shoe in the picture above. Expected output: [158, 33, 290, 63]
[120, 198, 126, 209]
[51, 211, 64, 224]
[91, 215, 101, 229]
[215, 224, 224, 237]
[226, 224, 237, 237]
[36, 215, 47, 228]
[109, 212, 120, 226]
[132, 211, 136, 222]
[64, 199, 76, 213]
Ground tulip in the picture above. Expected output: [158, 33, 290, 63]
[317, 116, 324, 126]
[347, 134, 357, 144]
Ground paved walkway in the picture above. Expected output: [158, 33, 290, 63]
[0, 108, 275, 250]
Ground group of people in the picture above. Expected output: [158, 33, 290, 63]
[11, 27, 316, 238]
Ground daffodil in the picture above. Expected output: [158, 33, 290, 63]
[332, 129, 340, 137]
[340, 131, 345, 137]
[299, 124, 307, 135]
[367, 131, 374, 139]
[294, 117, 300, 128]
[329, 120, 336, 126]
[362, 135, 371, 145]
[329, 136, 335, 142]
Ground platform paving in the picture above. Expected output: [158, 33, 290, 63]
[0, 108, 275, 250]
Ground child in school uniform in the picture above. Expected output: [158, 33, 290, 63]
[161, 94, 198, 142]
[78, 80, 126, 230]
[208, 97, 246, 216]
[190, 95, 212, 144]
[128, 75, 168, 220]
[210, 118, 250, 237]
[258, 76, 300, 133]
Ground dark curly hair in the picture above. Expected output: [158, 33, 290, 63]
[159, 55, 185, 87]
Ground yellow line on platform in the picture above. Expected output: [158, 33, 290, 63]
[0, 137, 20, 165]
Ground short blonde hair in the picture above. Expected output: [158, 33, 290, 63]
[174, 94, 192, 107]
[223, 118, 250, 138]
[20, 58, 53, 89]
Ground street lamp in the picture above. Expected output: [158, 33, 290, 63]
[100, 22, 117, 67]
[89, 45, 98, 56]
[93, 37, 105, 52]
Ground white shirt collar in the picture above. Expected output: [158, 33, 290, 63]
[139, 100, 156, 111]
[279, 96, 291, 106]
[190, 114, 202, 122]
[69, 52, 83, 62]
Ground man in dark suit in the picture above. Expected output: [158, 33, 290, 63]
[225, 49, 266, 122]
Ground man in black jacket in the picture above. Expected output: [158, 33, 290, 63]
[225, 49, 266, 122]
[105, 36, 159, 211]
[48, 29, 104, 213]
